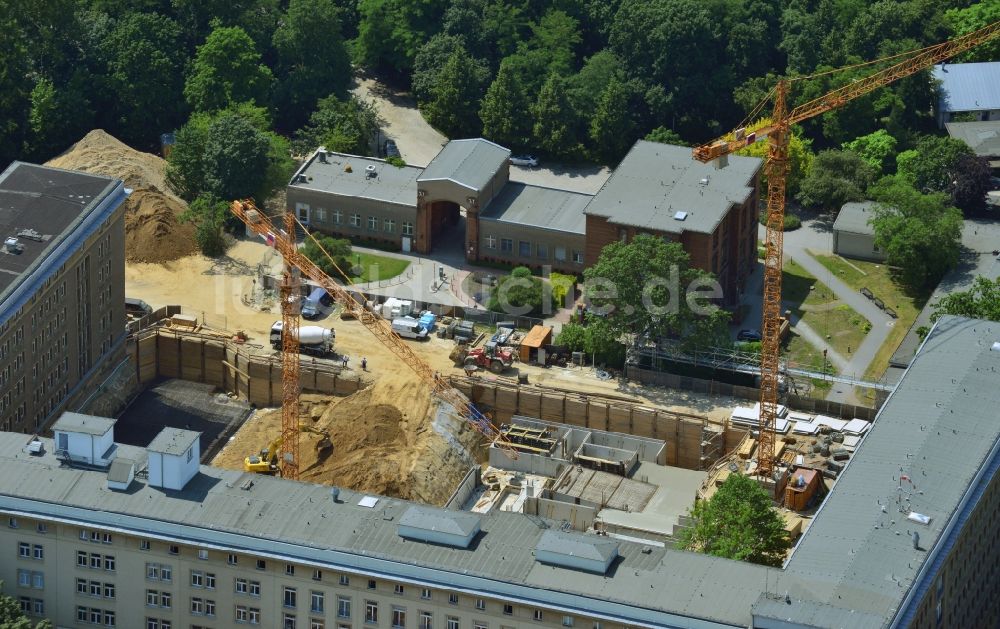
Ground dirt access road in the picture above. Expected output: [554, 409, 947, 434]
[352, 76, 612, 194]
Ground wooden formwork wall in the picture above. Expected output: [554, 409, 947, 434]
[452, 378, 745, 471]
[131, 330, 364, 405]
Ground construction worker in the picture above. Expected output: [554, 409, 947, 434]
[342, 355, 348, 368]
[361, 357, 367, 371]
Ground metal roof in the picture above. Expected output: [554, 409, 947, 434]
[585, 141, 761, 235]
[833, 201, 877, 235]
[418, 139, 510, 192]
[932, 62, 1000, 113]
[0, 162, 127, 328]
[480, 182, 590, 234]
[945, 121, 1000, 157]
[398, 505, 481, 537]
[52, 412, 116, 436]
[293, 149, 421, 207]
[146, 428, 200, 456]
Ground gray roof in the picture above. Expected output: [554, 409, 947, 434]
[398, 505, 481, 537]
[945, 121, 1000, 157]
[536, 530, 619, 563]
[0, 162, 127, 328]
[833, 201, 877, 235]
[418, 139, 510, 192]
[52, 412, 116, 437]
[585, 141, 761, 235]
[480, 182, 591, 234]
[146, 428, 200, 456]
[293, 150, 421, 207]
[933, 62, 1000, 113]
[107, 458, 135, 484]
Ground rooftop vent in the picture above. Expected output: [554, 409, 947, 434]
[535, 530, 619, 574]
[3, 237, 23, 254]
[365, 164, 378, 179]
[397, 506, 481, 549]
[107, 457, 136, 492]
[674, 211, 688, 221]
[27, 440, 43, 455]
[318, 151, 328, 164]
[358, 495, 379, 508]
[991, 342, 1000, 352]
[699, 177, 710, 186]
[16, 229, 49, 242]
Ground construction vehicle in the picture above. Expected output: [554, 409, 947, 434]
[693, 21, 1000, 478]
[450, 344, 515, 374]
[244, 424, 333, 474]
[230, 200, 518, 478]
[270, 321, 334, 357]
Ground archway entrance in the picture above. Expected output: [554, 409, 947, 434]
[416, 199, 460, 253]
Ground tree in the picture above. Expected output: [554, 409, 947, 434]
[180, 194, 230, 256]
[303, 235, 353, 278]
[413, 34, 477, 105]
[170, 0, 281, 53]
[202, 112, 272, 201]
[0, 6, 31, 167]
[25, 75, 93, 160]
[272, 0, 352, 131]
[532, 74, 580, 158]
[895, 135, 972, 192]
[583, 234, 729, 353]
[796, 150, 875, 210]
[555, 320, 626, 368]
[183, 25, 274, 113]
[645, 127, 687, 146]
[294, 94, 382, 156]
[354, 0, 448, 75]
[524, 9, 582, 77]
[945, 2, 1000, 63]
[842, 129, 897, 174]
[488, 267, 550, 317]
[0, 580, 51, 628]
[480, 59, 532, 149]
[422, 48, 486, 138]
[101, 12, 187, 148]
[678, 473, 790, 567]
[566, 50, 624, 122]
[931, 276, 1000, 324]
[588, 77, 635, 163]
[869, 175, 963, 291]
[950, 153, 992, 215]
[736, 118, 814, 196]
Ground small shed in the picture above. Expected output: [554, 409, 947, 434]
[783, 467, 822, 511]
[519, 325, 553, 363]
[833, 201, 885, 262]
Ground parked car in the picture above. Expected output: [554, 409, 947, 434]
[384, 139, 400, 158]
[510, 154, 538, 167]
[737, 329, 762, 342]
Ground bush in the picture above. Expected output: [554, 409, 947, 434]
[487, 266, 551, 316]
[549, 272, 577, 308]
[556, 323, 587, 351]
[385, 156, 406, 168]
[303, 235, 352, 278]
[758, 210, 801, 231]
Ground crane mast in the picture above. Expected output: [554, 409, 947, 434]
[693, 21, 1000, 478]
[279, 212, 301, 480]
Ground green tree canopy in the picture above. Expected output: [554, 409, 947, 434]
[422, 47, 486, 138]
[488, 266, 551, 317]
[678, 473, 791, 567]
[588, 77, 635, 163]
[796, 149, 875, 210]
[183, 25, 274, 113]
[26, 75, 93, 160]
[842, 129, 897, 174]
[294, 94, 381, 156]
[354, 0, 447, 74]
[524, 9, 582, 77]
[945, 2, 1000, 63]
[412, 35, 488, 106]
[303, 235, 353, 278]
[180, 193, 230, 257]
[951, 153, 992, 215]
[583, 234, 730, 353]
[931, 276, 1000, 324]
[645, 127, 687, 146]
[532, 74, 580, 159]
[736, 119, 814, 196]
[895, 135, 973, 192]
[480, 58, 532, 149]
[202, 112, 272, 201]
[869, 175, 963, 291]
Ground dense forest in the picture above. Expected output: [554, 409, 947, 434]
[1, 0, 997, 177]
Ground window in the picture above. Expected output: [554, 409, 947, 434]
[146, 563, 160, 580]
[312, 569, 322, 581]
[448, 594, 459, 605]
[236, 578, 248, 594]
[486, 235, 496, 250]
[8, 517, 17, 528]
[228, 553, 238, 565]
[90, 553, 101, 569]
[249, 608, 261, 625]
[339, 575, 350, 587]
[286, 564, 296, 576]
[475, 599, 485, 611]
[36, 523, 46, 534]
[337, 596, 351, 619]
[561, 616, 575, 627]
[77, 578, 88, 594]
[250, 581, 261, 597]
[191, 571, 203, 587]
[384, 219, 395, 233]
[168, 545, 179, 555]
[314, 208, 327, 222]
[147, 590, 159, 607]
[554, 246, 566, 261]
[519, 241, 531, 257]
[533, 610, 543, 622]
[236, 606, 248, 622]
[78, 551, 88, 567]
[91, 608, 102, 623]
[198, 549, 208, 560]
[284, 586, 297, 608]
[256, 559, 266, 571]
[140, 540, 151, 551]
[31, 572, 43, 589]
[367, 579, 377, 590]
[392, 607, 406, 628]
[311, 591, 324, 613]
[394, 584, 404, 595]
[18, 542, 30, 557]
[105, 611, 116, 626]
[311, 620, 325, 629]
[572, 250, 584, 264]
[284, 613, 297, 629]
[420, 611, 433, 629]
[447, 618, 459, 629]
[503, 604, 513, 616]
[402, 222, 414, 236]
[17, 569, 30, 587]
[206, 600, 216, 617]
[79, 606, 88, 621]
[332, 210, 342, 225]
[350, 214, 361, 227]
[500, 238, 513, 253]
[161, 565, 172, 582]
[206, 573, 216, 589]
[365, 601, 378, 624]
[474, 623, 487, 629]
[102, 533, 112, 544]
[191, 598, 204, 615]
[104, 583, 115, 599]
[91, 582, 102, 597]
[161, 592, 172, 609]
[537, 243, 548, 259]
[618, 228, 627, 243]
[421, 588, 431, 600]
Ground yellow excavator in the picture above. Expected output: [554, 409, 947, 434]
[244, 425, 333, 474]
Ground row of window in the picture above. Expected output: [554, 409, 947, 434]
[484, 236, 583, 264]
[77, 550, 116, 571]
[16, 569, 44, 589]
[16, 541, 43, 559]
[77, 606, 115, 626]
[19, 597, 44, 617]
[311, 208, 414, 236]
[9, 519, 46, 532]
[76, 578, 115, 599]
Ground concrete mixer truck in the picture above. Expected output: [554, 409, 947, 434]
[269, 321, 335, 357]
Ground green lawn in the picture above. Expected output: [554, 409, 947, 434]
[811, 253, 928, 381]
[349, 252, 410, 282]
[783, 258, 837, 313]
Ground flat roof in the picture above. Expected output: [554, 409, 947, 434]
[945, 120, 1000, 157]
[480, 182, 590, 234]
[932, 62, 1000, 113]
[418, 139, 510, 192]
[833, 201, 877, 235]
[292, 149, 421, 206]
[520, 325, 552, 349]
[585, 141, 761, 235]
[147, 428, 200, 456]
[0, 162, 126, 326]
[52, 412, 116, 437]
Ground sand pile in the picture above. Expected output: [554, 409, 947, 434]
[46, 130, 197, 263]
[213, 375, 481, 505]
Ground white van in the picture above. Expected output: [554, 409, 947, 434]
[392, 317, 428, 340]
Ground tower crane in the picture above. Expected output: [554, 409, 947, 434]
[694, 21, 1000, 478]
[231, 200, 518, 480]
